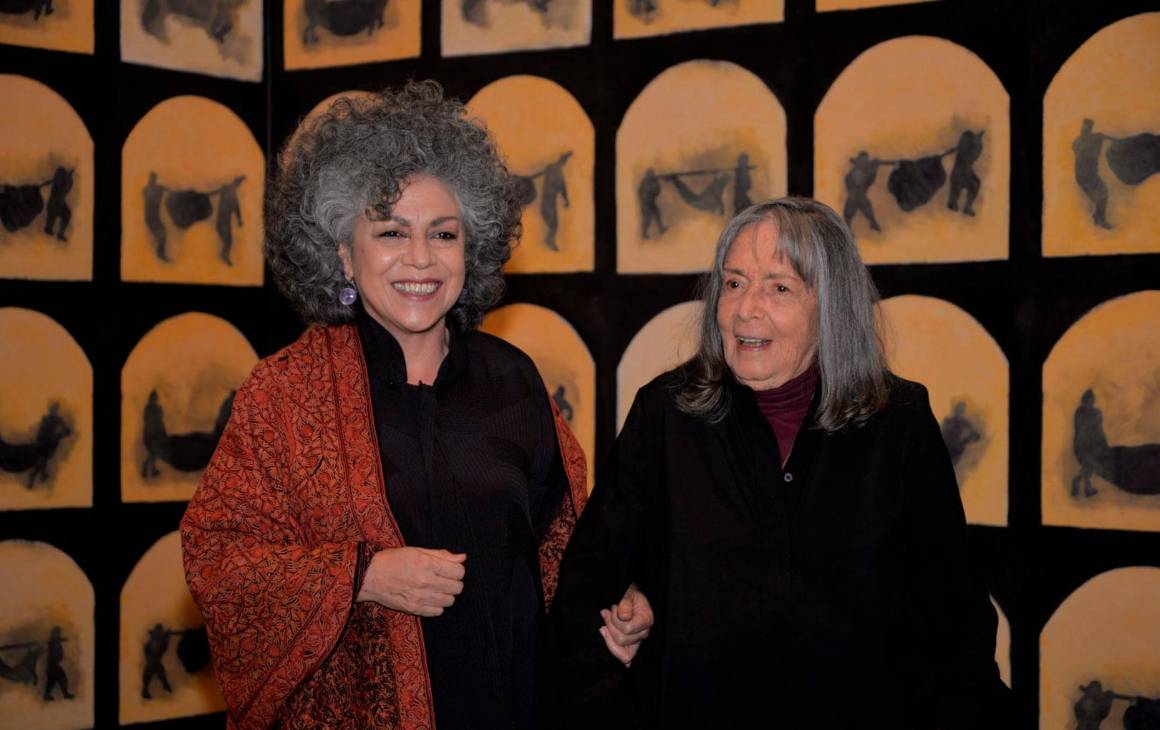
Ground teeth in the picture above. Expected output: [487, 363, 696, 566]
[394, 282, 439, 295]
[738, 337, 768, 346]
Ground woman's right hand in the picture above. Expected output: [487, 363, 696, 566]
[357, 547, 466, 617]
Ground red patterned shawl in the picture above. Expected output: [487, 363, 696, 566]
[180, 324, 588, 729]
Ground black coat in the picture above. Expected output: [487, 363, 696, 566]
[546, 368, 1011, 729]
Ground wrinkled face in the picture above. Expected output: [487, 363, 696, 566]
[339, 174, 466, 343]
[716, 218, 818, 391]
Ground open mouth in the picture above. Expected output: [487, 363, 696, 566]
[737, 336, 771, 348]
[393, 281, 441, 296]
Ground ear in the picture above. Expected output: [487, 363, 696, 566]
[337, 242, 354, 281]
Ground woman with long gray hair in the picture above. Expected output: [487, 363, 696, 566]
[548, 197, 1011, 728]
[181, 81, 649, 729]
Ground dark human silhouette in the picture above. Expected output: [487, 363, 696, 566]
[142, 623, 173, 699]
[0, 0, 54, 20]
[1105, 131, 1160, 187]
[940, 401, 981, 467]
[141, 0, 244, 45]
[1074, 681, 1115, 730]
[627, 0, 657, 17]
[638, 167, 666, 239]
[552, 385, 573, 422]
[665, 171, 728, 214]
[214, 174, 245, 265]
[539, 152, 571, 251]
[1071, 388, 1160, 498]
[0, 402, 71, 488]
[143, 172, 169, 261]
[43, 626, 73, 701]
[303, 0, 388, 45]
[1073, 119, 1113, 230]
[732, 152, 753, 214]
[461, 0, 485, 24]
[843, 151, 889, 232]
[0, 641, 43, 685]
[42, 166, 73, 241]
[947, 130, 984, 216]
[142, 390, 236, 477]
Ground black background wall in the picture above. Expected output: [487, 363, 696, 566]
[1, 0, 1158, 727]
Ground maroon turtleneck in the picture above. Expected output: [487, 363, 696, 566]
[753, 366, 819, 466]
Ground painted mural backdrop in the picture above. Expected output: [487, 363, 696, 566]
[468, 76, 594, 273]
[282, 0, 420, 71]
[0, 0, 93, 54]
[120, 0, 264, 82]
[0, 308, 90, 511]
[0, 540, 94, 730]
[1043, 12, 1160, 257]
[481, 304, 596, 491]
[0, 74, 93, 282]
[1040, 567, 1160, 730]
[617, 60, 786, 273]
[815, 35, 1009, 264]
[121, 95, 265, 286]
[614, 0, 782, 40]
[120, 532, 225, 725]
[442, 0, 591, 56]
[120, 312, 257, 504]
[879, 296, 1009, 526]
[1042, 291, 1160, 533]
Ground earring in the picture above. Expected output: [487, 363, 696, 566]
[339, 284, 358, 306]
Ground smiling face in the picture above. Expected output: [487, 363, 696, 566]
[339, 174, 466, 345]
[716, 218, 819, 391]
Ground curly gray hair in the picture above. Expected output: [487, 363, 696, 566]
[266, 80, 522, 329]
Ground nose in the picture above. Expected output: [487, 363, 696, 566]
[736, 284, 763, 321]
[404, 235, 433, 268]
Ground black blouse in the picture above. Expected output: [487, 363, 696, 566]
[547, 366, 1012, 729]
[355, 307, 568, 730]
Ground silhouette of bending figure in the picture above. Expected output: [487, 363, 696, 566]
[665, 172, 728, 214]
[733, 153, 753, 214]
[1073, 119, 1113, 230]
[142, 389, 236, 477]
[940, 401, 981, 467]
[947, 130, 984, 216]
[143, 172, 169, 261]
[0, 402, 72, 489]
[214, 175, 245, 266]
[638, 168, 666, 239]
[142, 623, 173, 699]
[43, 626, 74, 701]
[42, 166, 73, 241]
[1072, 389, 1108, 497]
[552, 385, 573, 422]
[539, 152, 571, 251]
[843, 151, 888, 232]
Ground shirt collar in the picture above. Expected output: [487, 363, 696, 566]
[354, 301, 467, 390]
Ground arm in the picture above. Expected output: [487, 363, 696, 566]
[899, 387, 1013, 729]
[180, 374, 361, 730]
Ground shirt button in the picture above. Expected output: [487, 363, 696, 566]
[783, 472, 794, 483]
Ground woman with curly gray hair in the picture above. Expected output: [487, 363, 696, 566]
[181, 81, 650, 730]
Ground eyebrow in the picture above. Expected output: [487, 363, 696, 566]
[385, 214, 462, 227]
[723, 267, 801, 281]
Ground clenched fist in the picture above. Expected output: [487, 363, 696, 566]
[357, 547, 466, 617]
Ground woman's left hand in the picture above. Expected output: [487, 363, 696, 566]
[598, 583, 653, 667]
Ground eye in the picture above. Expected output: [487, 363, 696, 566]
[432, 230, 459, 241]
[724, 279, 742, 290]
[775, 284, 791, 294]
[378, 229, 404, 239]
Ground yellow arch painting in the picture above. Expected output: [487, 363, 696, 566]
[616, 301, 702, 433]
[815, 35, 1009, 264]
[120, 0, 262, 81]
[468, 76, 594, 273]
[0, 307, 91, 511]
[1042, 290, 1160, 532]
[122, 96, 265, 286]
[617, 60, 786, 273]
[1040, 567, 1160, 729]
[121, 312, 257, 503]
[0, 75, 93, 282]
[442, 0, 591, 57]
[879, 295, 1008, 526]
[1043, 12, 1160, 257]
[0, 539, 94, 730]
[283, 0, 420, 71]
[614, 0, 782, 41]
[120, 531, 225, 725]
[0, 0, 92, 54]
[481, 303, 595, 492]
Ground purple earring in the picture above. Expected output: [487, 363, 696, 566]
[339, 284, 358, 306]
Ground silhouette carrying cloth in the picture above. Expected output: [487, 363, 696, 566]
[180, 324, 588, 729]
[1072, 389, 1160, 497]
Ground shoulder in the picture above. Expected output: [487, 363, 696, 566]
[882, 373, 932, 414]
[237, 325, 335, 398]
[626, 363, 693, 419]
[461, 330, 546, 385]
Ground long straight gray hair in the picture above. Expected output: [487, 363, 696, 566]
[674, 197, 888, 431]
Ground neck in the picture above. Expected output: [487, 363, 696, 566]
[370, 313, 449, 386]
